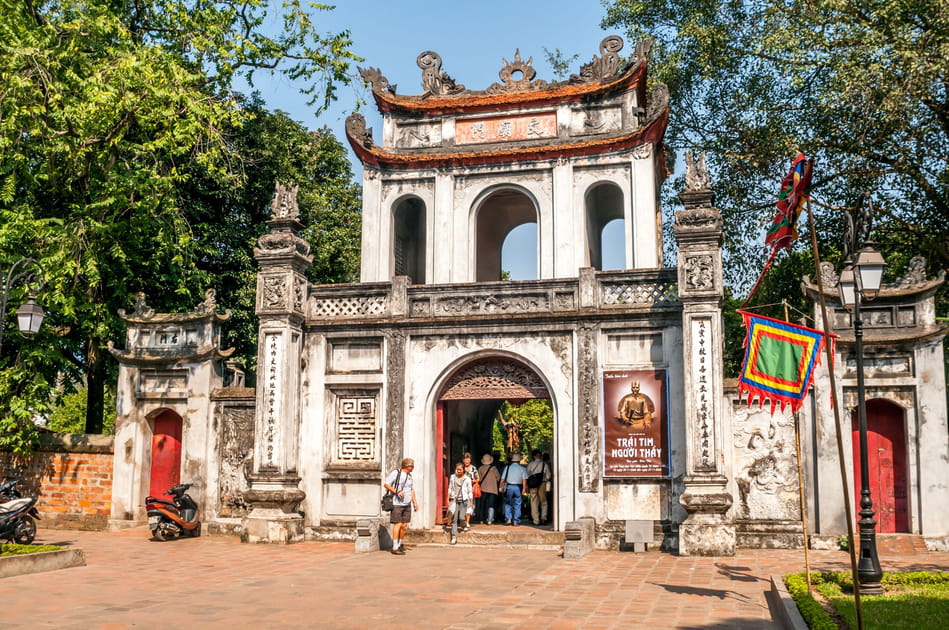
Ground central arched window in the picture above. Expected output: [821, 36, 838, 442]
[475, 188, 538, 282]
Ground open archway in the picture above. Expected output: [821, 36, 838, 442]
[435, 357, 553, 526]
[475, 188, 538, 281]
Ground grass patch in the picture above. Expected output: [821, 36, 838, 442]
[785, 571, 949, 629]
[0, 543, 63, 556]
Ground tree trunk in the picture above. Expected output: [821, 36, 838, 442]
[84, 337, 105, 434]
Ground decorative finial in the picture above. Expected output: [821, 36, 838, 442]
[271, 182, 300, 220]
[684, 151, 711, 191]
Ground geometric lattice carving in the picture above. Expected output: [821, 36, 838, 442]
[602, 280, 679, 306]
[336, 393, 378, 462]
[311, 296, 388, 318]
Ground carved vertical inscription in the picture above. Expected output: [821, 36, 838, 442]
[384, 330, 406, 474]
[218, 405, 255, 516]
[336, 393, 378, 462]
[264, 333, 282, 468]
[692, 318, 715, 472]
[577, 324, 600, 492]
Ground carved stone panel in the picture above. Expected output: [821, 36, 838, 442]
[440, 358, 549, 400]
[218, 404, 255, 517]
[684, 255, 714, 291]
[577, 324, 600, 492]
[332, 390, 379, 464]
[384, 330, 406, 474]
[569, 107, 622, 137]
[732, 410, 800, 521]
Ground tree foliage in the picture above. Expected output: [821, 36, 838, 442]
[0, 0, 357, 446]
[495, 399, 554, 461]
[603, 1, 949, 285]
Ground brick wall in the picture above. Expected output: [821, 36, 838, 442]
[0, 434, 114, 530]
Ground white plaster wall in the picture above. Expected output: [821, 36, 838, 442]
[359, 173, 383, 282]
[297, 333, 328, 524]
[401, 334, 576, 529]
[914, 339, 949, 535]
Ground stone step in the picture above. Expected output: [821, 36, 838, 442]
[872, 534, 929, 555]
[407, 523, 564, 549]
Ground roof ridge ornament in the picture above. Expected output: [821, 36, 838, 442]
[358, 66, 396, 95]
[570, 36, 625, 84]
[418, 51, 465, 97]
[486, 49, 549, 94]
[684, 151, 711, 192]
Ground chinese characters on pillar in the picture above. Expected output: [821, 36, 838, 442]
[455, 112, 557, 144]
[264, 334, 281, 467]
[693, 318, 714, 470]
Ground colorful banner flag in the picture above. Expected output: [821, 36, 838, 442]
[742, 153, 814, 307]
[765, 153, 813, 252]
[737, 310, 832, 414]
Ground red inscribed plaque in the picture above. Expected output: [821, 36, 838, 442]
[455, 112, 557, 145]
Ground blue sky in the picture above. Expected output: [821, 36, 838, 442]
[245, 1, 624, 278]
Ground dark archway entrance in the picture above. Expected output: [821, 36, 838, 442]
[851, 399, 909, 533]
[435, 357, 551, 524]
[149, 409, 183, 498]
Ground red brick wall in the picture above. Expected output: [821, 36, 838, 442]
[0, 434, 114, 530]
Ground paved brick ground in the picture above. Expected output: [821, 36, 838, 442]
[3, 528, 947, 629]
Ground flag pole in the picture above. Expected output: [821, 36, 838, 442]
[783, 299, 814, 588]
[805, 197, 864, 629]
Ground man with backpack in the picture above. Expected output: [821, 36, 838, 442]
[525, 450, 551, 526]
[383, 458, 418, 555]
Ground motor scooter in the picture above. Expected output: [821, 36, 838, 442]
[0, 495, 39, 544]
[145, 483, 201, 541]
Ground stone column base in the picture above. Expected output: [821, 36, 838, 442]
[241, 508, 305, 544]
[679, 518, 736, 556]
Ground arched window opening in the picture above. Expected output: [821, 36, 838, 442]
[392, 197, 426, 284]
[585, 183, 625, 271]
[475, 188, 537, 281]
[501, 223, 537, 280]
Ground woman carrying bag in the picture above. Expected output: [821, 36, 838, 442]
[476, 454, 500, 525]
[446, 462, 472, 545]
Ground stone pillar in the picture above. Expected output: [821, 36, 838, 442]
[242, 183, 312, 544]
[673, 153, 735, 556]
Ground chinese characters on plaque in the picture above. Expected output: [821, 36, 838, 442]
[455, 112, 557, 145]
[602, 369, 670, 477]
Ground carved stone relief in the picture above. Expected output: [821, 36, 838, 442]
[569, 36, 625, 84]
[433, 293, 550, 315]
[271, 182, 300, 220]
[684, 151, 710, 191]
[440, 358, 549, 400]
[577, 324, 600, 492]
[684, 255, 715, 291]
[630, 143, 652, 160]
[263, 276, 288, 309]
[218, 404, 255, 517]
[384, 330, 406, 474]
[732, 411, 800, 521]
[894, 256, 928, 287]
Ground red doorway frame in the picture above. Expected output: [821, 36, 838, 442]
[851, 399, 909, 533]
[149, 410, 183, 498]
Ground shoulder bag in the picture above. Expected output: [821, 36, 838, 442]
[381, 470, 402, 512]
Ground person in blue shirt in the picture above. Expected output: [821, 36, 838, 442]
[500, 453, 528, 525]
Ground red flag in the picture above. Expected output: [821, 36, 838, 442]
[765, 153, 813, 252]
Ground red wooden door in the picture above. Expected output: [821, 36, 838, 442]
[149, 410, 182, 498]
[435, 402, 446, 524]
[851, 400, 908, 533]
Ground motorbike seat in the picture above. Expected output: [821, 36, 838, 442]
[0, 497, 32, 516]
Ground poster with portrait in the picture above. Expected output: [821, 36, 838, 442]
[602, 369, 669, 477]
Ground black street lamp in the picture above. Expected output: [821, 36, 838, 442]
[0, 258, 47, 355]
[837, 193, 884, 593]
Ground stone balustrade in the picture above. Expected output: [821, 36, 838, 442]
[307, 268, 680, 322]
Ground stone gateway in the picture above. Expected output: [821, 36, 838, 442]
[108, 37, 949, 554]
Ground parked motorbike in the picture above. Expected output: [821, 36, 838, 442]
[145, 483, 201, 541]
[0, 495, 39, 544]
[0, 479, 25, 500]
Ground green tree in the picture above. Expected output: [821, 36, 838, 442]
[0, 0, 357, 447]
[603, 1, 949, 284]
[182, 97, 361, 374]
[496, 399, 554, 460]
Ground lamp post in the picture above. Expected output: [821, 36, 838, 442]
[0, 258, 47, 355]
[836, 193, 884, 593]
